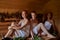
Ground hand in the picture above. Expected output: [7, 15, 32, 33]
[30, 37, 34, 40]
[12, 26, 17, 29]
[8, 26, 13, 30]
[12, 26, 20, 30]
[38, 34, 41, 37]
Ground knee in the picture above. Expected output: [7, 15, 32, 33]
[8, 26, 12, 30]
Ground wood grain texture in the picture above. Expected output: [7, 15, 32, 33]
[0, 0, 59, 36]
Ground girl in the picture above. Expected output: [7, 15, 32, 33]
[4, 10, 30, 40]
[43, 12, 58, 37]
[13, 10, 30, 38]
[30, 11, 56, 40]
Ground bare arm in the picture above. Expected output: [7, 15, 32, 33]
[28, 19, 34, 38]
[12, 20, 29, 30]
[51, 20, 58, 32]
[30, 21, 34, 38]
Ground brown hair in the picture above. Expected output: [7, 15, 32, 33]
[46, 12, 53, 20]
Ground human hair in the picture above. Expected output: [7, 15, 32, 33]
[45, 12, 53, 20]
[21, 10, 29, 20]
[22, 10, 28, 14]
[30, 11, 37, 18]
[31, 11, 37, 14]
[37, 13, 43, 23]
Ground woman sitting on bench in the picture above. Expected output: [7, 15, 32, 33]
[30, 11, 56, 40]
[4, 10, 30, 40]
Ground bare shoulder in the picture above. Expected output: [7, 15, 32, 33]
[30, 19, 32, 21]
[50, 19, 54, 23]
[25, 19, 29, 23]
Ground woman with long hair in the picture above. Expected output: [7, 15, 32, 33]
[14, 10, 30, 37]
[4, 10, 30, 40]
[43, 12, 58, 37]
[30, 11, 56, 40]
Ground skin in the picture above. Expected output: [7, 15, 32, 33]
[12, 11, 28, 30]
[4, 11, 29, 38]
[30, 12, 38, 39]
[30, 12, 56, 39]
[47, 13, 58, 35]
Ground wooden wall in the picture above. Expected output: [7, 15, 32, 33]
[0, 0, 60, 34]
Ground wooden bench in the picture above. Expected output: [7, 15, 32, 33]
[0, 22, 11, 35]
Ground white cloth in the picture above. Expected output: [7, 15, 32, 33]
[44, 21, 52, 30]
[33, 23, 43, 35]
[15, 20, 30, 37]
[15, 30, 27, 38]
[41, 21, 52, 35]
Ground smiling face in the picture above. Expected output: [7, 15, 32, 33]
[47, 13, 51, 18]
[22, 11, 27, 19]
[31, 12, 36, 20]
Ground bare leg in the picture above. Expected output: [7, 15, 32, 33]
[4, 26, 13, 38]
[37, 23, 56, 38]
[5, 22, 15, 38]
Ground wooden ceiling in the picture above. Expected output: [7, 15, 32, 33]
[0, 0, 52, 13]
[0, 0, 60, 34]
[0, 0, 59, 14]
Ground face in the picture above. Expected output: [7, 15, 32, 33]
[22, 11, 26, 18]
[47, 13, 51, 19]
[31, 12, 36, 19]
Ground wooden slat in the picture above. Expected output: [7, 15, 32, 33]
[0, 22, 10, 35]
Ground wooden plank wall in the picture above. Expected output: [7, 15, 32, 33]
[0, 0, 60, 35]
